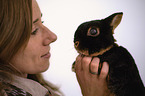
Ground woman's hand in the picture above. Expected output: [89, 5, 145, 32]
[75, 55, 110, 96]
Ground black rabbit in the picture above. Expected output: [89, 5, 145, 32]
[72, 12, 145, 96]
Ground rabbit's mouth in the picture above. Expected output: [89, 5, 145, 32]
[75, 43, 113, 57]
[77, 50, 89, 56]
[74, 41, 90, 56]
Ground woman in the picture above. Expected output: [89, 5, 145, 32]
[0, 0, 109, 96]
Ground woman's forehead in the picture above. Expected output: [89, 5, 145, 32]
[32, 0, 41, 22]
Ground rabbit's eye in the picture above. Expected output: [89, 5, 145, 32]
[87, 27, 100, 37]
[90, 28, 97, 35]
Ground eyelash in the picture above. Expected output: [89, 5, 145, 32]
[31, 28, 39, 35]
[31, 21, 44, 35]
[41, 21, 44, 23]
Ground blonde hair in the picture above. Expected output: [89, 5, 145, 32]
[0, 0, 32, 94]
[0, 0, 32, 61]
[0, 0, 62, 95]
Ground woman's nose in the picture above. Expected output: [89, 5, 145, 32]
[43, 26, 57, 46]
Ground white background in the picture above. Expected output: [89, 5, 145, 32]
[36, 0, 145, 96]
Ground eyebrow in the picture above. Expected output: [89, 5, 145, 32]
[33, 13, 43, 24]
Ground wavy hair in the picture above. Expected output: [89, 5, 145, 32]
[0, 0, 62, 95]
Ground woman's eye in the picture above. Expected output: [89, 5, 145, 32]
[31, 28, 38, 35]
[87, 27, 100, 37]
[31, 21, 44, 35]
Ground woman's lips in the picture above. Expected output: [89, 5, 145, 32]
[41, 52, 50, 58]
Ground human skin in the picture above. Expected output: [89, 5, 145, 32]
[10, 0, 109, 95]
[75, 55, 110, 96]
[10, 0, 57, 78]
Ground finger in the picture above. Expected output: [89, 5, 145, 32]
[81, 56, 92, 73]
[99, 62, 109, 80]
[75, 55, 83, 72]
[89, 57, 100, 75]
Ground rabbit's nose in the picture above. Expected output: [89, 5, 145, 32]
[74, 41, 79, 48]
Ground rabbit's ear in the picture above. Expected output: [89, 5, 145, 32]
[104, 12, 123, 33]
[110, 13, 123, 31]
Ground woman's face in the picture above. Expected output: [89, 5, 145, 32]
[10, 0, 57, 77]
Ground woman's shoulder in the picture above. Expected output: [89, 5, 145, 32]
[0, 74, 48, 96]
[1, 83, 32, 96]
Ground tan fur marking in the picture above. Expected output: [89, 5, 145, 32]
[75, 45, 113, 56]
